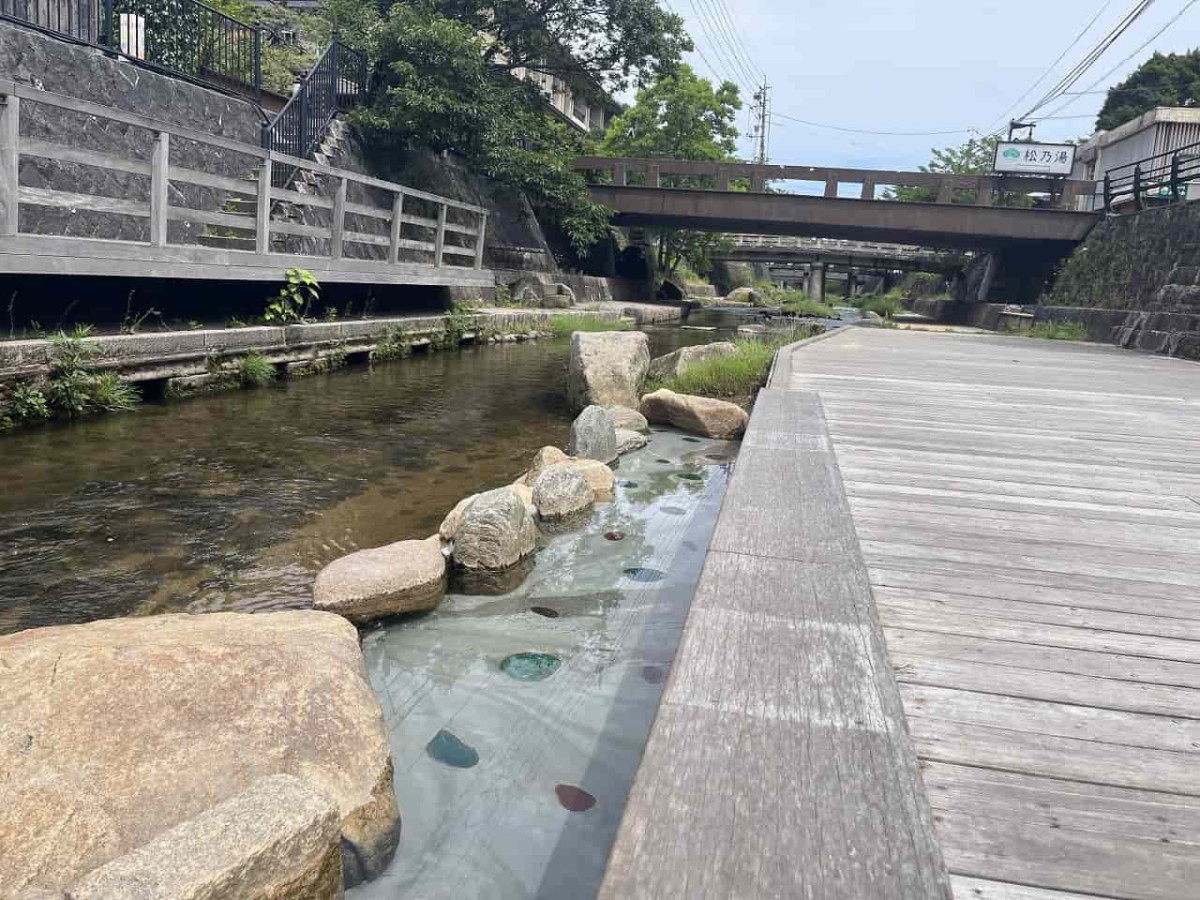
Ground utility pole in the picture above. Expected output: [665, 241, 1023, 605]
[749, 83, 771, 165]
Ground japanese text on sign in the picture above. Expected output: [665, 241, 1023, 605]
[993, 142, 1076, 176]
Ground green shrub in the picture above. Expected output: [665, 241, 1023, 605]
[238, 352, 276, 386]
[1028, 321, 1089, 341]
[546, 315, 633, 337]
[861, 293, 905, 319]
[779, 296, 836, 318]
[10, 384, 49, 421]
[264, 268, 320, 324]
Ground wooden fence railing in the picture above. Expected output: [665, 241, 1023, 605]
[573, 156, 1096, 210]
[0, 79, 488, 271]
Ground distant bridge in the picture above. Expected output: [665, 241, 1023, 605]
[716, 235, 969, 273]
[573, 157, 1099, 252]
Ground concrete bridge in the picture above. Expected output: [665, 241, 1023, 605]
[574, 156, 1099, 250]
[717, 235, 968, 273]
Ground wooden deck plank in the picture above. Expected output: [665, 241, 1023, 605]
[893, 654, 1200, 719]
[599, 388, 951, 898]
[783, 329, 1200, 899]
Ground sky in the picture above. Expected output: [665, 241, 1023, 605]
[668, 0, 1200, 173]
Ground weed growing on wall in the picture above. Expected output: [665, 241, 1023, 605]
[238, 352, 276, 386]
[373, 324, 411, 361]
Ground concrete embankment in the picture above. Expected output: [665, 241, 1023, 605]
[0, 302, 684, 398]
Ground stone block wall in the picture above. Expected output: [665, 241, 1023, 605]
[0, 23, 266, 242]
[1040, 200, 1200, 359]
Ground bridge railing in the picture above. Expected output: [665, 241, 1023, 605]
[1103, 139, 1200, 212]
[0, 79, 488, 270]
[573, 156, 1097, 210]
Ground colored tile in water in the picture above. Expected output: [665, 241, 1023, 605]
[500, 652, 563, 681]
[426, 729, 479, 769]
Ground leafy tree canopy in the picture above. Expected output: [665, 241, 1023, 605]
[324, 0, 689, 93]
[1096, 50, 1200, 131]
[356, 2, 610, 253]
[887, 136, 998, 203]
[597, 65, 741, 277]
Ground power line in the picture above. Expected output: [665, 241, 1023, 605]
[769, 111, 976, 137]
[1037, 0, 1199, 120]
[982, 0, 1114, 134]
[1016, 0, 1159, 123]
[688, 0, 760, 91]
[705, 0, 765, 84]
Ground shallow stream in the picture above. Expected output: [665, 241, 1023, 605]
[0, 317, 741, 898]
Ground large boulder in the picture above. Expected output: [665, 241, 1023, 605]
[523, 446, 569, 486]
[453, 486, 538, 573]
[640, 388, 750, 439]
[67, 775, 342, 900]
[438, 494, 478, 542]
[567, 331, 651, 411]
[532, 467, 594, 520]
[313, 537, 447, 623]
[616, 428, 649, 455]
[607, 405, 649, 433]
[647, 342, 738, 381]
[553, 458, 616, 500]
[0, 611, 400, 894]
[567, 405, 617, 463]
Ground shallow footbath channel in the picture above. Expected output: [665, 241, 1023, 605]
[350, 430, 735, 900]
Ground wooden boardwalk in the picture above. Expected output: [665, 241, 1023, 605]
[603, 326, 1200, 899]
[783, 329, 1200, 900]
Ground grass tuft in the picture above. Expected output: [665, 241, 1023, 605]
[859, 293, 905, 318]
[779, 296, 836, 318]
[91, 373, 140, 411]
[646, 328, 820, 401]
[546, 315, 633, 338]
[238, 352, 276, 387]
[1028, 321, 1089, 341]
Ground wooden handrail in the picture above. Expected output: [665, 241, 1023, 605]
[0, 80, 489, 270]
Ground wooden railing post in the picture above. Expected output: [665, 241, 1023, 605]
[975, 176, 995, 207]
[330, 176, 346, 259]
[823, 174, 838, 198]
[647, 164, 660, 188]
[149, 131, 169, 247]
[613, 162, 627, 187]
[860, 180, 875, 200]
[473, 210, 488, 269]
[434, 203, 447, 267]
[388, 190, 404, 265]
[256, 157, 272, 254]
[0, 94, 19, 237]
[717, 166, 730, 191]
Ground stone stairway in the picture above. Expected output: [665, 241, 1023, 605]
[196, 116, 349, 252]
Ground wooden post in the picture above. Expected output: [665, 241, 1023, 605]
[149, 131, 169, 247]
[434, 203, 447, 267]
[473, 210, 488, 270]
[0, 95, 19, 237]
[823, 175, 838, 198]
[717, 166, 730, 191]
[860, 180, 875, 200]
[613, 163, 627, 187]
[936, 178, 955, 204]
[388, 190, 404, 264]
[647, 164, 660, 188]
[750, 172, 766, 192]
[330, 177, 346, 259]
[256, 158, 272, 254]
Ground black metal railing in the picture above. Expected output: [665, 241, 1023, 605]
[0, 0, 261, 97]
[262, 38, 366, 188]
[1103, 139, 1200, 212]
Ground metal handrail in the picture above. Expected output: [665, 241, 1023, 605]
[1103, 138, 1200, 211]
[262, 37, 366, 188]
[0, 0, 261, 98]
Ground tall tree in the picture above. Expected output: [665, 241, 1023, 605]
[886, 136, 999, 204]
[598, 65, 741, 277]
[1096, 50, 1200, 131]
